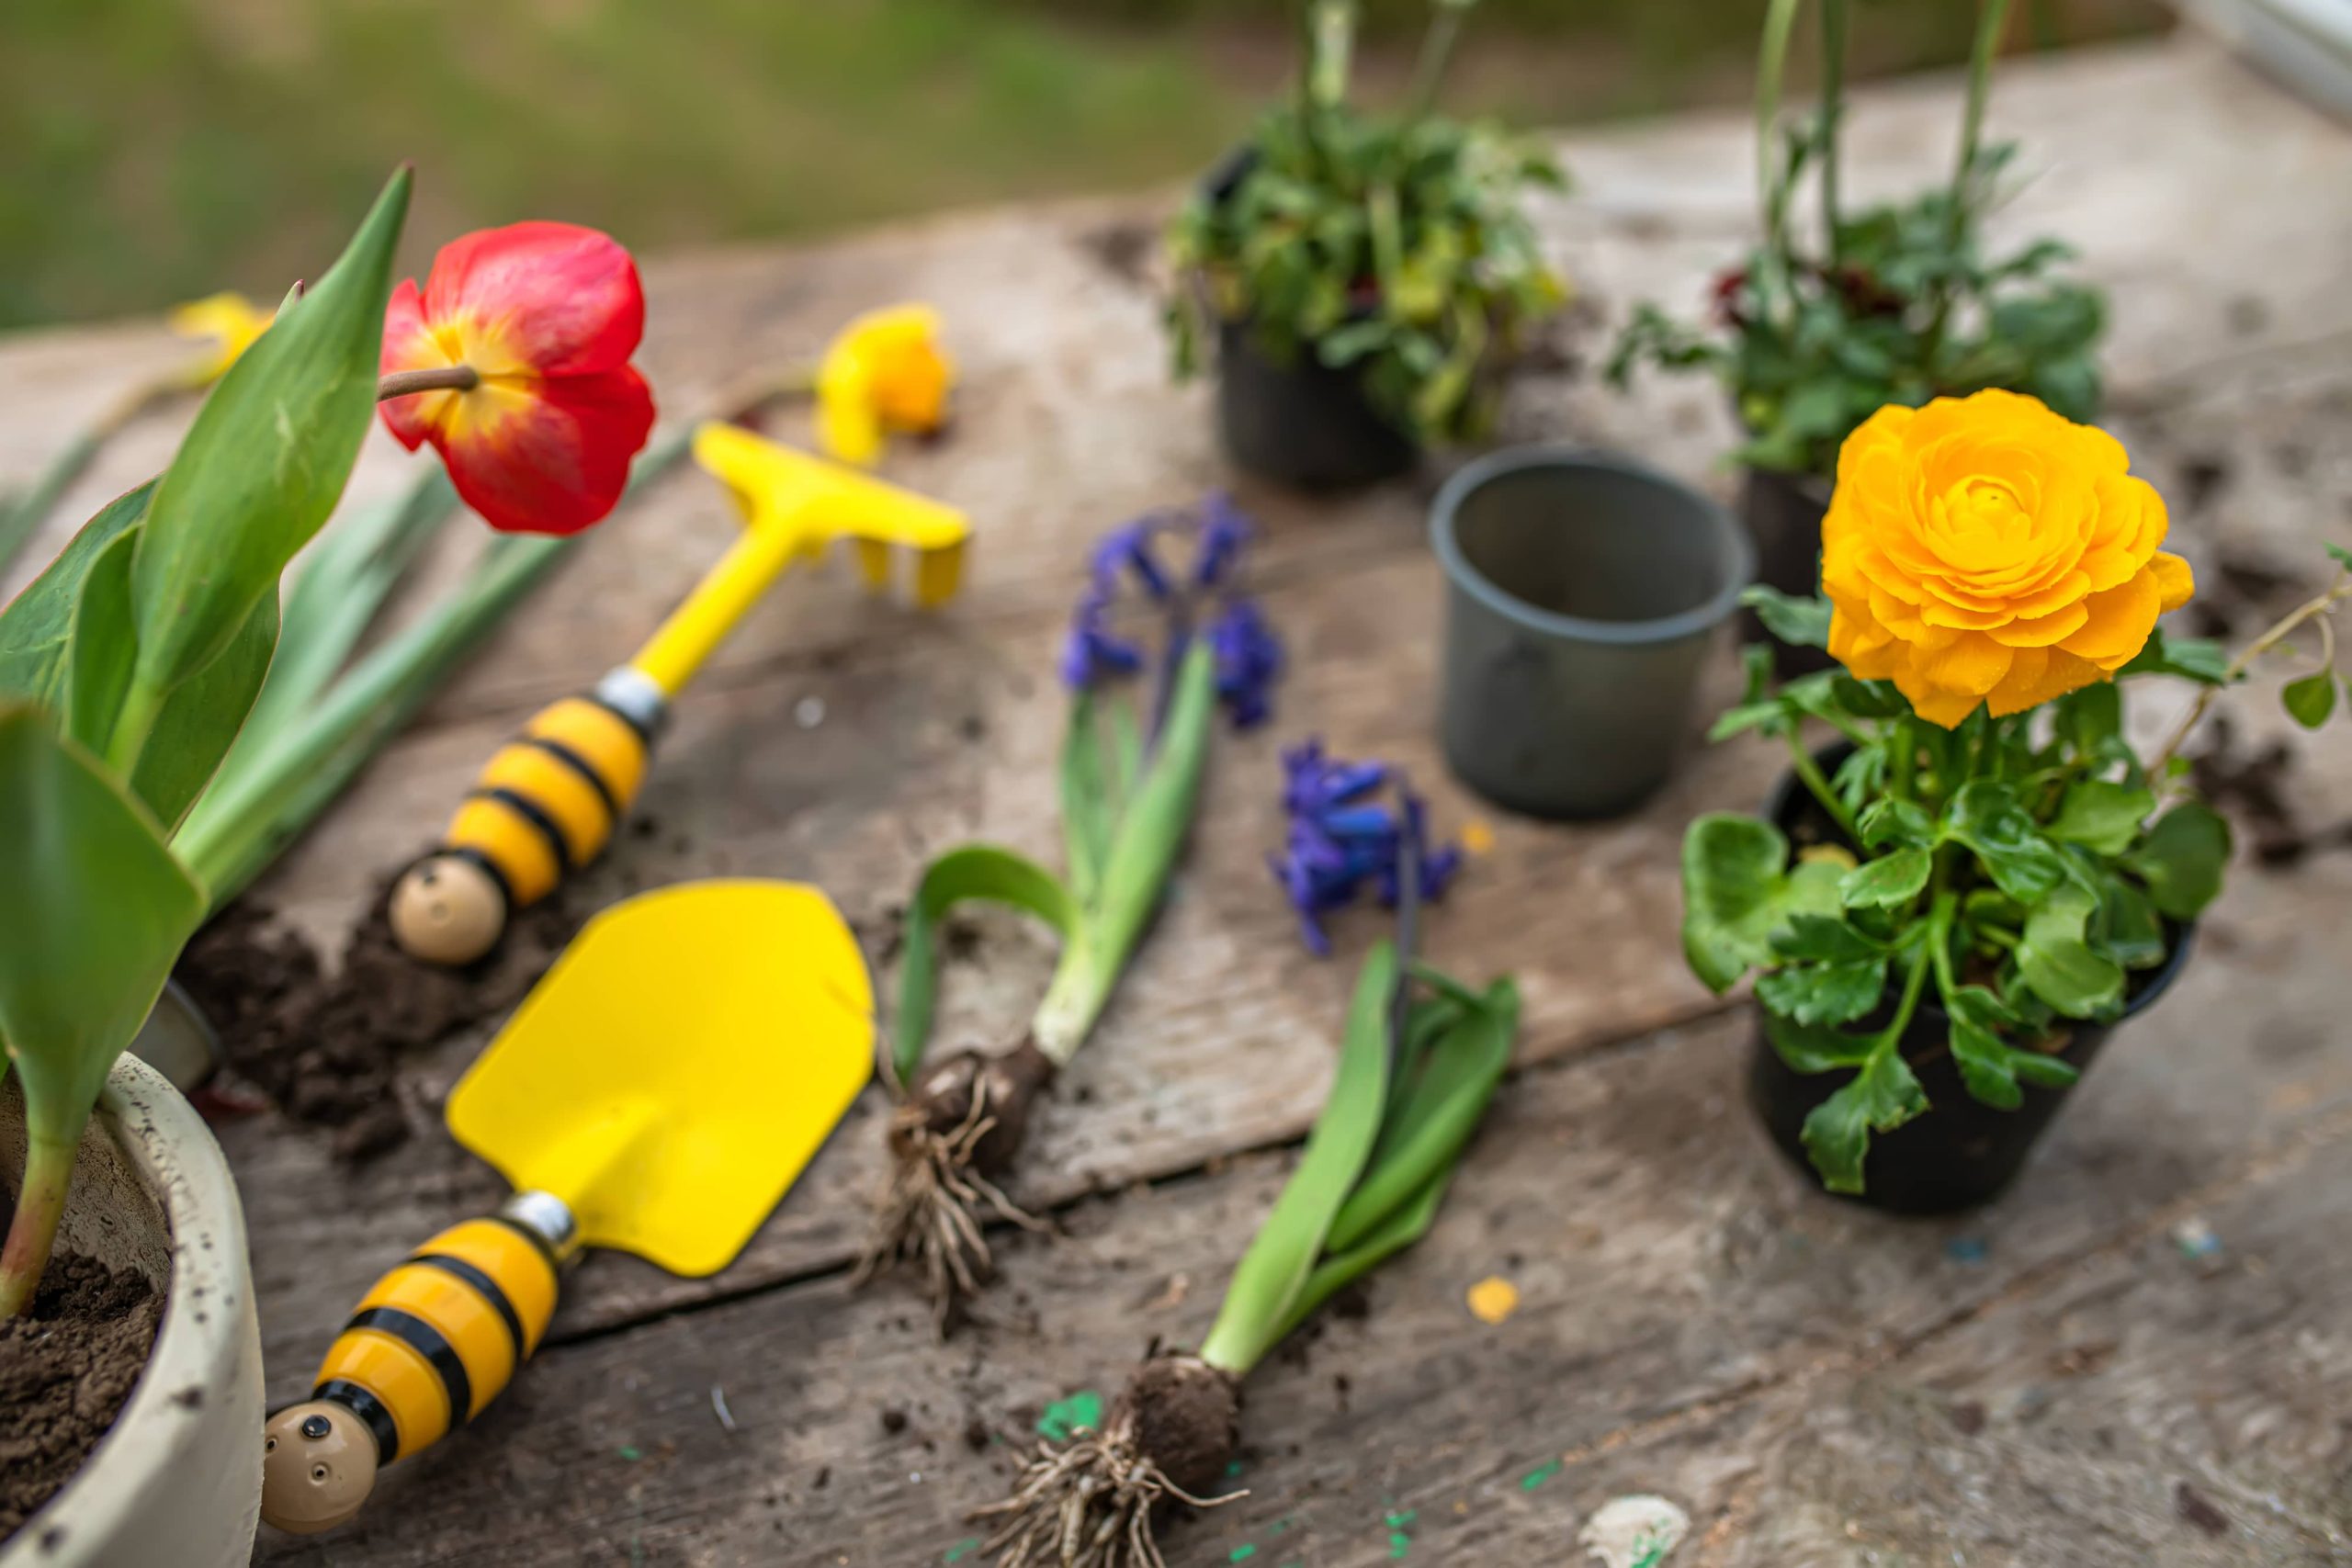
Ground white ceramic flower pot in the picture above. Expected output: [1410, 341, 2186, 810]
[0, 1054, 264, 1568]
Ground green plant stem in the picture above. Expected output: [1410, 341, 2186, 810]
[1754, 0, 1806, 254]
[0, 1133, 77, 1319]
[2152, 570, 2351, 777]
[1925, 0, 2013, 358]
[1874, 893, 1951, 1055]
[1785, 730, 1860, 843]
[1818, 0, 1849, 264]
[1891, 716, 1918, 804]
[103, 675, 168, 780]
[1408, 0, 1468, 120]
[377, 364, 479, 400]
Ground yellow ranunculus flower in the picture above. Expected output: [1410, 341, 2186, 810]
[815, 304, 954, 467]
[1823, 389, 2195, 728]
[167, 291, 274, 387]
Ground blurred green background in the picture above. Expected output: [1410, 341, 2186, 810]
[0, 0, 2165, 332]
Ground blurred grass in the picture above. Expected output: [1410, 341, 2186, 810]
[0, 0, 2164, 331]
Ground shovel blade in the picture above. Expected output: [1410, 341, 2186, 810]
[447, 880, 874, 1277]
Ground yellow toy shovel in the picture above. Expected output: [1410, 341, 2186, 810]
[260, 879, 873, 1535]
[390, 423, 972, 965]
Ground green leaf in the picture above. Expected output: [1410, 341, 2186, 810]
[1762, 1009, 1876, 1073]
[62, 528, 277, 833]
[2122, 803, 2232, 920]
[2047, 779, 2155, 856]
[1200, 941, 1398, 1378]
[1059, 689, 1113, 908]
[0, 483, 154, 710]
[1738, 584, 1831, 649]
[2017, 884, 2124, 1018]
[2098, 878, 2166, 969]
[891, 843, 1077, 1088]
[1839, 846, 1931, 908]
[1800, 1048, 1928, 1194]
[0, 704, 206, 1152]
[1758, 957, 1888, 1026]
[1770, 912, 1883, 964]
[1679, 814, 1843, 992]
[2119, 629, 2230, 684]
[1856, 796, 1935, 851]
[127, 169, 410, 705]
[2009, 1047, 2081, 1090]
[2052, 682, 2121, 756]
[1942, 982, 2022, 1032]
[239, 465, 461, 761]
[1947, 781, 2072, 903]
[1948, 1019, 2023, 1111]
[2324, 543, 2352, 572]
[1323, 976, 1517, 1255]
[2283, 671, 2337, 728]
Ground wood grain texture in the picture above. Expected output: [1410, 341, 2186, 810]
[2, 34, 2348, 1566]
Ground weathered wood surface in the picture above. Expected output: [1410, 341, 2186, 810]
[3, 33, 2349, 1565]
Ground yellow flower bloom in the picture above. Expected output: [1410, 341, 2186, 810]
[167, 291, 274, 387]
[1823, 389, 2195, 728]
[815, 304, 954, 467]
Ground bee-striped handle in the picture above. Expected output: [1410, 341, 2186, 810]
[441, 691, 651, 910]
[315, 1214, 560, 1467]
[262, 1210, 570, 1533]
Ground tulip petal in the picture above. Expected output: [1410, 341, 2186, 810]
[432, 366, 656, 535]
[422, 221, 645, 378]
[378, 278, 444, 452]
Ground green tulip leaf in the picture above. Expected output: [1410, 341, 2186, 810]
[126, 169, 409, 716]
[891, 843, 1077, 1089]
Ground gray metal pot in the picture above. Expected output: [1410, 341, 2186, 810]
[1431, 446, 1753, 819]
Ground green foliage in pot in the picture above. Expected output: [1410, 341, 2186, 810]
[0, 171, 413, 1315]
[1607, 0, 2103, 479]
[1680, 390, 2352, 1196]
[1166, 0, 1567, 443]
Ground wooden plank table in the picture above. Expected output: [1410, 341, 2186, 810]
[6, 36, 2351, 1566]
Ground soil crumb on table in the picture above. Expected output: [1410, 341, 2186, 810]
[176, 875, 591, 1161]
[0, 1253, 163, 1539]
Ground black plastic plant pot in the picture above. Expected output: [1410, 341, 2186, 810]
[1738, 464, 1837, 677]
[1196, 144, 1419, 492]
[1749, 755, 2198, 1213]
[1215, 315, 1419, 491]
[1431, 446, 1754, 820]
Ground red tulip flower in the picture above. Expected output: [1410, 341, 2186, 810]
[379, 221, 656, 535]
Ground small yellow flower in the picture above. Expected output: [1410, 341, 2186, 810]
[1823, 389, 2195, 728]
[167, 291, 274, 387]
[815, 304, 954, 467]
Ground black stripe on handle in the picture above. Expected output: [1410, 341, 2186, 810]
[521, 735, 623, 821]
[313, 1378, 401, 1466]
[345, 1306, 475, 1427]
[407, 1252, 527, 1367]
[469, 786, 575, 878]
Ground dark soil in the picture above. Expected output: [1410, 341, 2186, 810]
[175, 872, 592, 1162]
[0, 1253, 163, 1540]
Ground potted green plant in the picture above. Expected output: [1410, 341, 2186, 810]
[1680, 389, 2349, 1211]
[1608, 0, 2104, 671]
[1166, 0, 1566, 491]
[0, 173, 654, 1561]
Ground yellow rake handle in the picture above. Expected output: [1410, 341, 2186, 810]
[436, 690, 651, 912]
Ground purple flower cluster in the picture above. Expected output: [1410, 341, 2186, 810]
[1058, 494, 1281, 729]
[1270, 739, 1463, 956]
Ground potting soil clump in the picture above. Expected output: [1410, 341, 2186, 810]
[0, 1254, 162, 1539]
[176, 876, 592, 1161]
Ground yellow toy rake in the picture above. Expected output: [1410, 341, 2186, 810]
[389, 423, 972, 965]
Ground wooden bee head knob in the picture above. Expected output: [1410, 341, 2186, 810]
[261, 1400, 379, 1534]
[389, 853, 507, 966]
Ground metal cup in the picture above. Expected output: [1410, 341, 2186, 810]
[1430, 446, 1753, 819]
